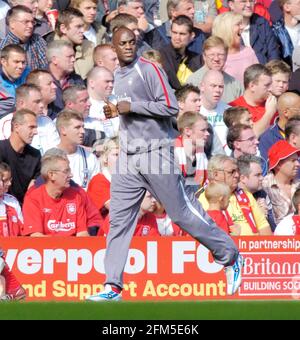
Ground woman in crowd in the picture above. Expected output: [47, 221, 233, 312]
[212, 11, 258, 83]
[87, 137, 119, 223]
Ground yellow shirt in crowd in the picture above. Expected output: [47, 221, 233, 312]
[198, 189, 270, 235]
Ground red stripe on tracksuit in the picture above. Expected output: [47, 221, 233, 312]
[0, 91, 8, 99]
[140, 57, 171, 108]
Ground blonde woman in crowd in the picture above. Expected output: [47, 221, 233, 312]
[212, 11, 258, 84]
[87, 137, 119, 223]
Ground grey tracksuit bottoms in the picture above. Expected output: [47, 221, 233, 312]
[104, 147, 239, 289]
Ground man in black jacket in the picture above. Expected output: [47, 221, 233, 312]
[159, 15, 202, 89]
[145, 0, 207, 55]
[0, 109, 40, 205]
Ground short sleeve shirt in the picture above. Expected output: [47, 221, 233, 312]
[22, 185, 88, 236]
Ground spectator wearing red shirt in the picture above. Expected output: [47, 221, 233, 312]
[22, 148, 90, 236]
[0, 248, 26, 301]
[99, 191, 159, 237]
[205, 181, 241, 236]
[0, 162, 23, 237]
[230, 64, 277, 137]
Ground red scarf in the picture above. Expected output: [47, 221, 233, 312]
[0, 201, 9, 237]
[234, 188, 258, 234]
[0, 220, 9, 237]
[199, 181, 258, 233]
[174, 136, 208, 186]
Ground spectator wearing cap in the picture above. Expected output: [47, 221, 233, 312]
[263, 140, 300, 225]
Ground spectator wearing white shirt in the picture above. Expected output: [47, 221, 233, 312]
[63, 84, 105, 147]
[56, 109, 100, 189]
[87, 66, 119, 138]
[200, 69, 230, 154]
[0, 84, 60, 155]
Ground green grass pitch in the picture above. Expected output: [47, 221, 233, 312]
[0, 301, 300, 320]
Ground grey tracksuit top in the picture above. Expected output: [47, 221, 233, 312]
[114, 57, 179, 154]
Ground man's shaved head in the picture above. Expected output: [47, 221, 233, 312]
[278, 92, 300, 117]
[112, 27, 137, 66]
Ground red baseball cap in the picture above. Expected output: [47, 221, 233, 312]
[268, 140, 300, 171]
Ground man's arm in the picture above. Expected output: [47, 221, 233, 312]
[128, 61, 179, 118]
[22, 191, 44, 236]
[258, 226, 273, 235]
[29, 232, 48, 237]
[253, 94, 277, 137]
[76, 231, 90, 236]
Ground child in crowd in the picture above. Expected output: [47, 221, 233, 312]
[275, 187, 300, 235]
[99, 191, 160, 237]
[0, 248, 26, 301]
[223, 106, 254, 130]
[205, 182, 241, 236]
[0, 162, 23, 237]
[88, 137, 119, 225]
[152, 199, 186, 236]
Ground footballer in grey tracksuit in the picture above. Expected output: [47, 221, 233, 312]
[104, 55, 239, 290]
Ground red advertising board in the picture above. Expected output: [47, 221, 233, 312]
[1, 236, 300, 301]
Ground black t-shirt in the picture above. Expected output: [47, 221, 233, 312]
[53, 0, 70, 11]
[0, 139, 41, 204]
